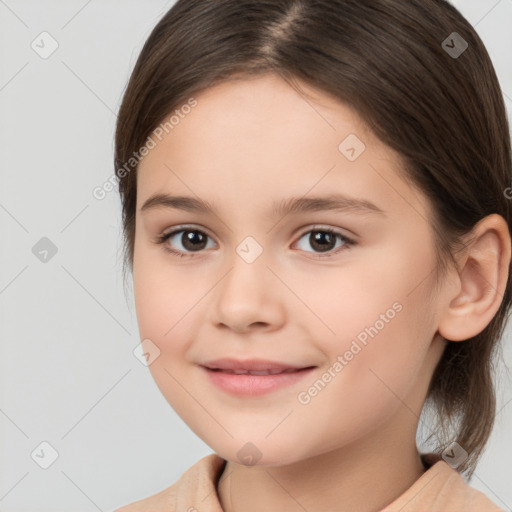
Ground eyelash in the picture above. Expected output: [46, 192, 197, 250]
[155, 225, 356, 259]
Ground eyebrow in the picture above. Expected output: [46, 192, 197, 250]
[140, 193, 386, 218]
[140, 194, 386, 217]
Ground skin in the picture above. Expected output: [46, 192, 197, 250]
[126, 73, 510, 512]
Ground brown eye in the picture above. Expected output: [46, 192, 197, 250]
[294, 227, 355, 256]
[178, 230, 208, 251]
[157, 227, 215, 256]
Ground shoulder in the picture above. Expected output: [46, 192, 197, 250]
[113, 453, 227, 512]
[426, 454, 505, 511]
[383, 453, 506, 512]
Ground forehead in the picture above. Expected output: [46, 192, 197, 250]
[167, 73, 371, 149]
[135, 74, 429, 223]
[138, 73, 373, 168]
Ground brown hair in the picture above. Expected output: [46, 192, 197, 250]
[114, 0, 512, 478]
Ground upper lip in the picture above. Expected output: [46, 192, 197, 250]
[201, 358, 313, 371]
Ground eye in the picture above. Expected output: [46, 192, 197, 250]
[156, 226, 216, 258]
[155, 225, 356, 259]
[292, 226, 355, 257]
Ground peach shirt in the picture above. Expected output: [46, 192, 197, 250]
[117, 452, 505, 511]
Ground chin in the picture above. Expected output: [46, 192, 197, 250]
[213, 440, 310, 468]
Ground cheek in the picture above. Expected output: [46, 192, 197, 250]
[292, 245, 435, 349]
[132, 246, 207, 363]
[295, 234, 437, 400]
[289, 288, 435, 455]
[133, 235, 206, 327]
[132, 254, 208, 416]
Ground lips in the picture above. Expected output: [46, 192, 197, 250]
[201, 362, 316, 396]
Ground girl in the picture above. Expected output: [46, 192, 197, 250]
[113, 0, 511, 510]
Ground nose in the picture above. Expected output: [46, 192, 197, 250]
[208, 247, 286, 334]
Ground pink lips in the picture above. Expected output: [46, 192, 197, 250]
[200, 358, 316, 396]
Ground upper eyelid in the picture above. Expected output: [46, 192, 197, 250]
[163, 224, 214, 237]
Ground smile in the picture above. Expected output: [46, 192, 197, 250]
[201, 366, 316, 396]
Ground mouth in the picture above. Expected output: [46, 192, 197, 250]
[201, 357, 314, 372]
[200, 363, 316, 396]
[205, 367, 312, 375]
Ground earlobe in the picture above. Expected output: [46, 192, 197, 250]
[437, 214, 511, 342]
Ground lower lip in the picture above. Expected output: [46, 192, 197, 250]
[201, 366, 316, 396]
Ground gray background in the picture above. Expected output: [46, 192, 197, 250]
[0, 1, 511, 510]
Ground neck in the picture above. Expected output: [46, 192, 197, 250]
[218, 418, 426, 512]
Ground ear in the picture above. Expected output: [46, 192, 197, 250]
[437, 214, 511, 342]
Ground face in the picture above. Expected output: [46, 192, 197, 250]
[133, 73, 447, 466]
